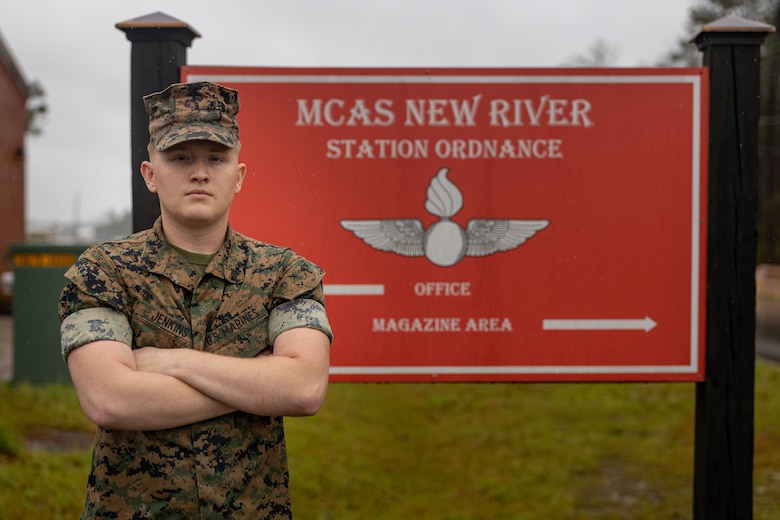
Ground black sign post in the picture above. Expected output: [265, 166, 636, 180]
[116, 12, 199, 233]
[693, 15, 774, 520]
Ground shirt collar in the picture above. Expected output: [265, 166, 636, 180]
[142, 218, 245, 288]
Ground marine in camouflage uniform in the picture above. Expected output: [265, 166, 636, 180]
[59, 82, 332, 519]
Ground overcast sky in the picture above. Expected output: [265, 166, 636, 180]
[2, 0, 698, 227]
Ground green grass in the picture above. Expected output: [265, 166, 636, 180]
[1, 365, 780, 518]
[286, 380, 698, 519]
[0, 383, 94, 519]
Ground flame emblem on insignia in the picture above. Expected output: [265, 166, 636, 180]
[340, 167, 550, 267]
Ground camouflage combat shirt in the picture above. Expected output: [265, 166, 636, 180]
[58, 218, 332, 519]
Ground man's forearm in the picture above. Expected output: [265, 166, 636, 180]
[153, 350, 323, 417]
[67, 340, 236, 431]
[99, 370, 237, 430]
[134, 327, 331, 417]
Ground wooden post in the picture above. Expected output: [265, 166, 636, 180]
[116, 13, 200, 233]
[692, 15, 774, 520]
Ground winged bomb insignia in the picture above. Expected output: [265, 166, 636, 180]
[340, 167, 550, 267]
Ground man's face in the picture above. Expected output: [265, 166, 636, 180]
[141, 140, 246, 229]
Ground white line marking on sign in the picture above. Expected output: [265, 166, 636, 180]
[323, 284, 385, 296]
[542, 317, 657, 333]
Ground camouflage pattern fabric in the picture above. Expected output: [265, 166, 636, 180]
[59, 218, 332, 519]
[144, 81, 240, 152]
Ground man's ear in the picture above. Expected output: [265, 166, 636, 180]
[140, 161, 157, 193]
[235, 163, 247, 194]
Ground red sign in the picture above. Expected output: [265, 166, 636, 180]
[182, 66, 708, 382]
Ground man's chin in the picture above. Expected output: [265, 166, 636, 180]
[176, 212, 222, 228]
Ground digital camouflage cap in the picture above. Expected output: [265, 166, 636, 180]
[144, 81, 240, 151]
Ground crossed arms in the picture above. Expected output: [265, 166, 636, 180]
[66, 326, 330, 431]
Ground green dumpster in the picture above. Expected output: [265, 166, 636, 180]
[11, 244, 88, 384]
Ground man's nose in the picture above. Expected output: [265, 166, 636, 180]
[189, 160, 209, 181]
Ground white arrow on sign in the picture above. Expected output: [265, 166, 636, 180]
[542, 316, 657, 333]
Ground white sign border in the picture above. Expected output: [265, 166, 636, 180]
[184, 69, 705, 378]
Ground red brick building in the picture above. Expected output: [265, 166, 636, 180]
[0, 31, 27, 278]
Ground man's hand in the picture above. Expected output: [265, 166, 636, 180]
[134, 345, 183, 375]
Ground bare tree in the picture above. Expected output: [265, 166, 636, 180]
[561, 39, 620, 67]
[757, 2, 780, 262]
[25, 80, 47, 136]
[659, 0, 776, 66]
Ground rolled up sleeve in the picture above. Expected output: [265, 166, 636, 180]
[268, 298, 333, 345]
[60, 307, 133, 361]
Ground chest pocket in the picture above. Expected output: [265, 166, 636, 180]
[205, 305, 270, 358]
[131, 300, 193, 350]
